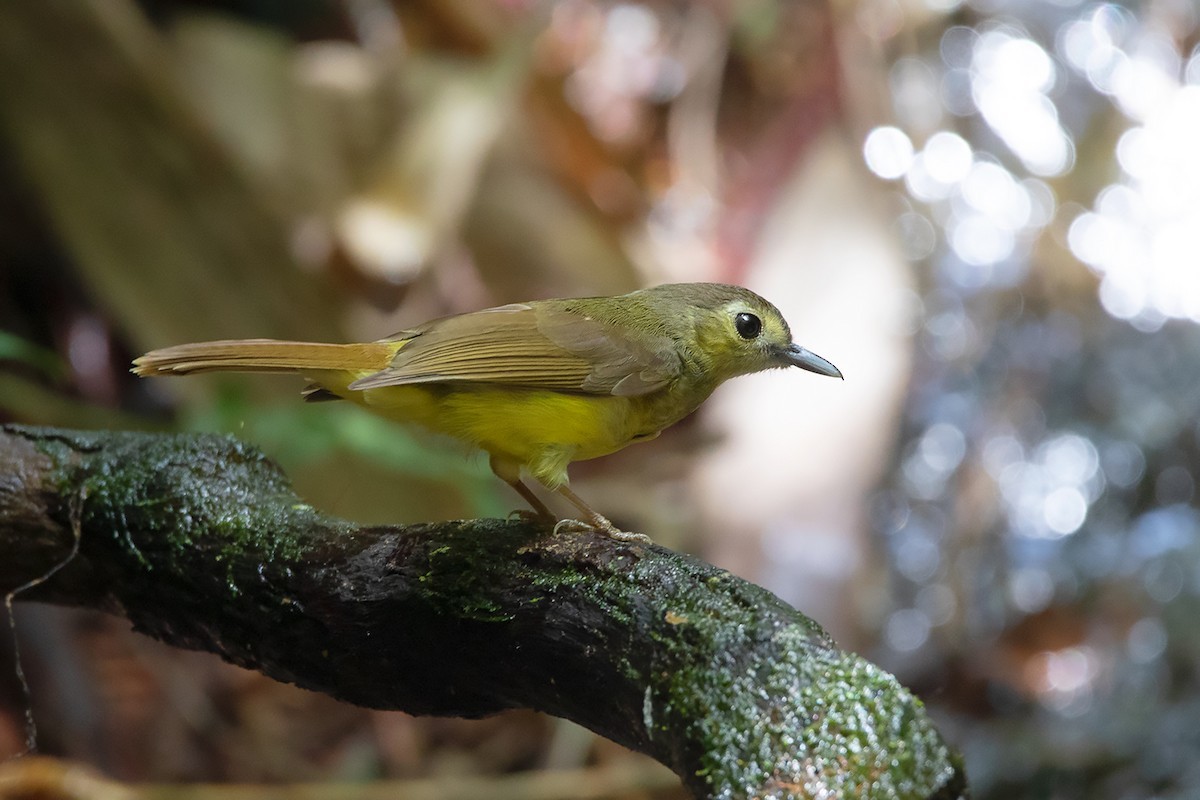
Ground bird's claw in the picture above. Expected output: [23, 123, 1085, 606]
[553, 517, 652, 544]
[605, 528, 653, 544]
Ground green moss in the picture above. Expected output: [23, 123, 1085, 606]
[27, 427, 322, 589]
[657, 624, 959, 799]
[535, 550, 960, 799]
[404, 520, 527, 622]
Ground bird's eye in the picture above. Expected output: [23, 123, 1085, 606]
[734, 312, 762, 340]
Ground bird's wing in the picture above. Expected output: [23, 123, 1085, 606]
[347, 303, 680, 396]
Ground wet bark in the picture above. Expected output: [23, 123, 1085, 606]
[0, 425, 966, 799]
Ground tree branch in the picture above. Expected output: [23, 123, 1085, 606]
[0, 425, 966, 799]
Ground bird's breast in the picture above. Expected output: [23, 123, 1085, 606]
[351, 382, 676, 461]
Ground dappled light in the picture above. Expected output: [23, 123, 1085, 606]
[1, 0, 1197, 797]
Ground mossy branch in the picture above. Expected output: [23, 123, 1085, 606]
[0, 425, 966, 799]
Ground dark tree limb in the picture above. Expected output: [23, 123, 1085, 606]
[0, 425, 967, 799]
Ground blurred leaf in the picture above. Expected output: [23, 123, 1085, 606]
[0, 330, 66, 380]
[0, 0, 344, 354]
[0, 373, 160, 430]
[184, 384, 506, 517]
[732, 0, 781, 50]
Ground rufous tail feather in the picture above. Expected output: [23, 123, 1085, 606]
[132, 339, 395, 377]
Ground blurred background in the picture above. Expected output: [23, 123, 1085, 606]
[1, 0, 1198, 797]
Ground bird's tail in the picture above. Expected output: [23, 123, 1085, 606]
[132, 339, 396, 377]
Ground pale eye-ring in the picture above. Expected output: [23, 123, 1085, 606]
[734, 312, 762, 339]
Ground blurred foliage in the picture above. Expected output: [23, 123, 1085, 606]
[0, 332, 66, 381]
[852, 0, 1200, 797]
[1, 0, 1199, 797]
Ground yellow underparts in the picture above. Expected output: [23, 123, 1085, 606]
[306, 369, 664, 489]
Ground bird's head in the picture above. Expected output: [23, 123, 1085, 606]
[646, 283, 843, 384]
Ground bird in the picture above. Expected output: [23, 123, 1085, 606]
[132, 283, 841, 538]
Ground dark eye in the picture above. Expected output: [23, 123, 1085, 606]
[734, 312, 762, 340]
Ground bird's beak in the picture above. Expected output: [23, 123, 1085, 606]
[780, 343, 843, 379]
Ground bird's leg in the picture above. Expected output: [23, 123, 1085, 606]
[490, 454, 556, 525]
[491, 454, 650, 543]
[554, 484, 651, 544]
[504, 477, 558, 525]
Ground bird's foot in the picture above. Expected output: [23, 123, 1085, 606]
[606, 528, 653, 545]
[553, 516, 652, 544]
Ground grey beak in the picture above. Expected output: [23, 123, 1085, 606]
[782, 344, 843, 379]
